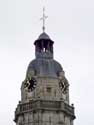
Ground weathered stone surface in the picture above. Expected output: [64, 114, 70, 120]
[15, 100, 75, 124]
[14, 32, 76, 125]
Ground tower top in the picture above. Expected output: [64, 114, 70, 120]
[40, 7, 48, 32]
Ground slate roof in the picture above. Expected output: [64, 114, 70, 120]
[26, 59, 63, 78]
[38, 32, 50, 40]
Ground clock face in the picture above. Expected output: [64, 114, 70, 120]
[59, 78, 69, 94]
[24, 77, 37, 92]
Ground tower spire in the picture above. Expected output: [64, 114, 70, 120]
[40, 7, 48, 32]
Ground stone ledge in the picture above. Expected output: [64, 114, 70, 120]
[14, 100, 75, 122]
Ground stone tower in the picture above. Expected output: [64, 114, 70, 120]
[14, 32, 75, 125]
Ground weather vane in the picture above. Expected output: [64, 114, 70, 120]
[40, 7, 48, 32]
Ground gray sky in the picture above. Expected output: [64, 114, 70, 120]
[0, 0, 93, 125]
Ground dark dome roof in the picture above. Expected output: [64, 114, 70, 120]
[26, 59, 63, 78]
[38, 32, 51, 40]
[34, 32, 54, 45]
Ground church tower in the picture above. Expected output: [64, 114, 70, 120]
[14, 9, 75, 125]
[14, 31, 75, 125]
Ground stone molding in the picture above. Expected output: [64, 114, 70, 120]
[14, 99, 75, 122]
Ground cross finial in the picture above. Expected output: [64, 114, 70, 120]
[40, 7, 48, 32]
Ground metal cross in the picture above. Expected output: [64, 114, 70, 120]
[40, 7, 48, 32]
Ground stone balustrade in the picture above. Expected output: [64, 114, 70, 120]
[14, 100, 75, 122]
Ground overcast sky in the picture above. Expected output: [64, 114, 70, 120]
[0, 0, 93, 125]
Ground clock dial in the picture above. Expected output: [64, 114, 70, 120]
[59, 78, 69, 94]
[24, 77, 37, 92]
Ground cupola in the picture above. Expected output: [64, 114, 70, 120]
[34, 32, 54, 59]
